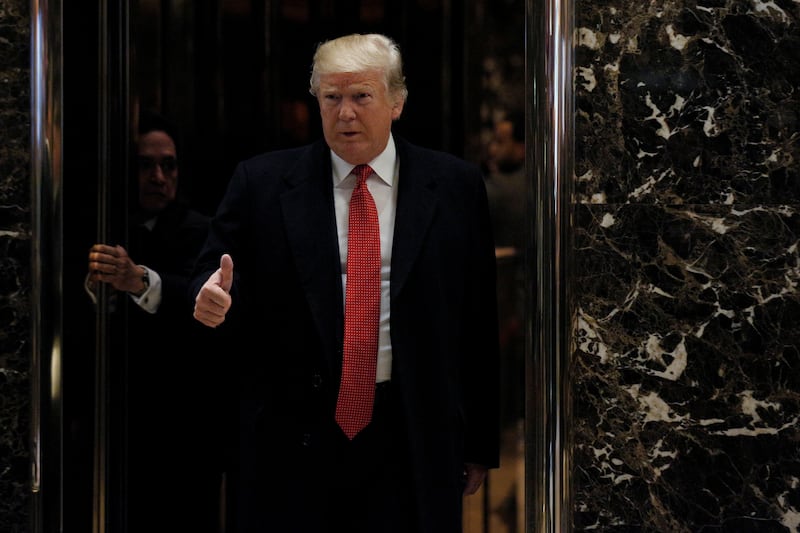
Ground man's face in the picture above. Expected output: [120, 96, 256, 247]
[317, 70, 404, 165]
[137, 130, 178, 213]
[488, 120, 524, 173]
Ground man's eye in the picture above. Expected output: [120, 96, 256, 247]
[159, 157, 177, 173]
[138, 156, 177, 173]
[138, 157, 157, 171]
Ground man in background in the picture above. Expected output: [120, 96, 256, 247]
[485, 111, 526, 251]
[87, 111, 222, 532]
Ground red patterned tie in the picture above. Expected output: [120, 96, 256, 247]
[336, 164, 381, 439]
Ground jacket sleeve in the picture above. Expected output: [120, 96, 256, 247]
[462, 164, 502, 468]
[188, 161, 251, 322]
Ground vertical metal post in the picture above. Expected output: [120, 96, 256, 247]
[526, 0, 574, 531]
[30, 0, 64, 531]
[94, 2, 130, 531]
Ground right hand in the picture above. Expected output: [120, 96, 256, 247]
[193, 254, 233, 328]
[88, 244, 147, 295]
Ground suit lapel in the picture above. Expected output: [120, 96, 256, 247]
[280, 142, 344, 376]
[276, 138, 439, 374]
[391, 139, 438, 298]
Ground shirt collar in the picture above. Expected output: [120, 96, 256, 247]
[331, 133, 397, 187]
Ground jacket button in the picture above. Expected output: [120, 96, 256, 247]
[311, 373, 323, 388]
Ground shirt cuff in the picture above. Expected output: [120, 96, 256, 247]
[129, 266, 162, 313]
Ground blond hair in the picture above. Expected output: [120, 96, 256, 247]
[309, 33, 408, 104]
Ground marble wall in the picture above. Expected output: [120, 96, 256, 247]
[0, 0, 30, 531]
[573, 0, 800, 531]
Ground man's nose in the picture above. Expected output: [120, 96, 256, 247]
[148, 165, 168, 184]
[147, 163, 169, 187]
[338, 101, 356, 120]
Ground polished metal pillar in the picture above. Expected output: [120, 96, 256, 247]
[30, 1, 64, 531]
[526, 0, 574, 531]
[31, 2, 130, 530]
[95, 3, 131, 532]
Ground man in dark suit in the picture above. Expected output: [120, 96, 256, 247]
[191, 33, 500, 533]
[87, 112, 221, 532]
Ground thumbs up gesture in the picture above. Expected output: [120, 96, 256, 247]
[194, 254, 234, 328]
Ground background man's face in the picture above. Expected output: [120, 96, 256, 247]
[137, 130, 178, 213]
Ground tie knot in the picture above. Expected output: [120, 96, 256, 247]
[353, 164, 373, 186]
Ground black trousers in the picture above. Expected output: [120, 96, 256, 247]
[246, 382, 418, 533]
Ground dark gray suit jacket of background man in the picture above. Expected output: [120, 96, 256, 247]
[189, 135, 501, 531]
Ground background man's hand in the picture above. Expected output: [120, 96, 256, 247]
[88, 244, 147, 294]
[193, 254, 233, 327]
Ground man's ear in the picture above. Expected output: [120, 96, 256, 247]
[391, 98, 405, 121]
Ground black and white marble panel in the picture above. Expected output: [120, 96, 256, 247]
[0, 0, 32, 531]
[573, 204, 800, 531]
[575, 0, 799, 205]
[573, 0, 800, 531]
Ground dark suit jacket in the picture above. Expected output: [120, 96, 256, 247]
[190, 136, 500, 532]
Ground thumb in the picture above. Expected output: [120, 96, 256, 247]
[219, 253, 234, 293]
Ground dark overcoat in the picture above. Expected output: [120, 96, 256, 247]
[189, 136, 500, 532]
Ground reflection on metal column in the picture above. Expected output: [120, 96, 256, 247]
[526, 0, 574, 531]
[30, 0, 64, 531]
[94, 2, 131, 532]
